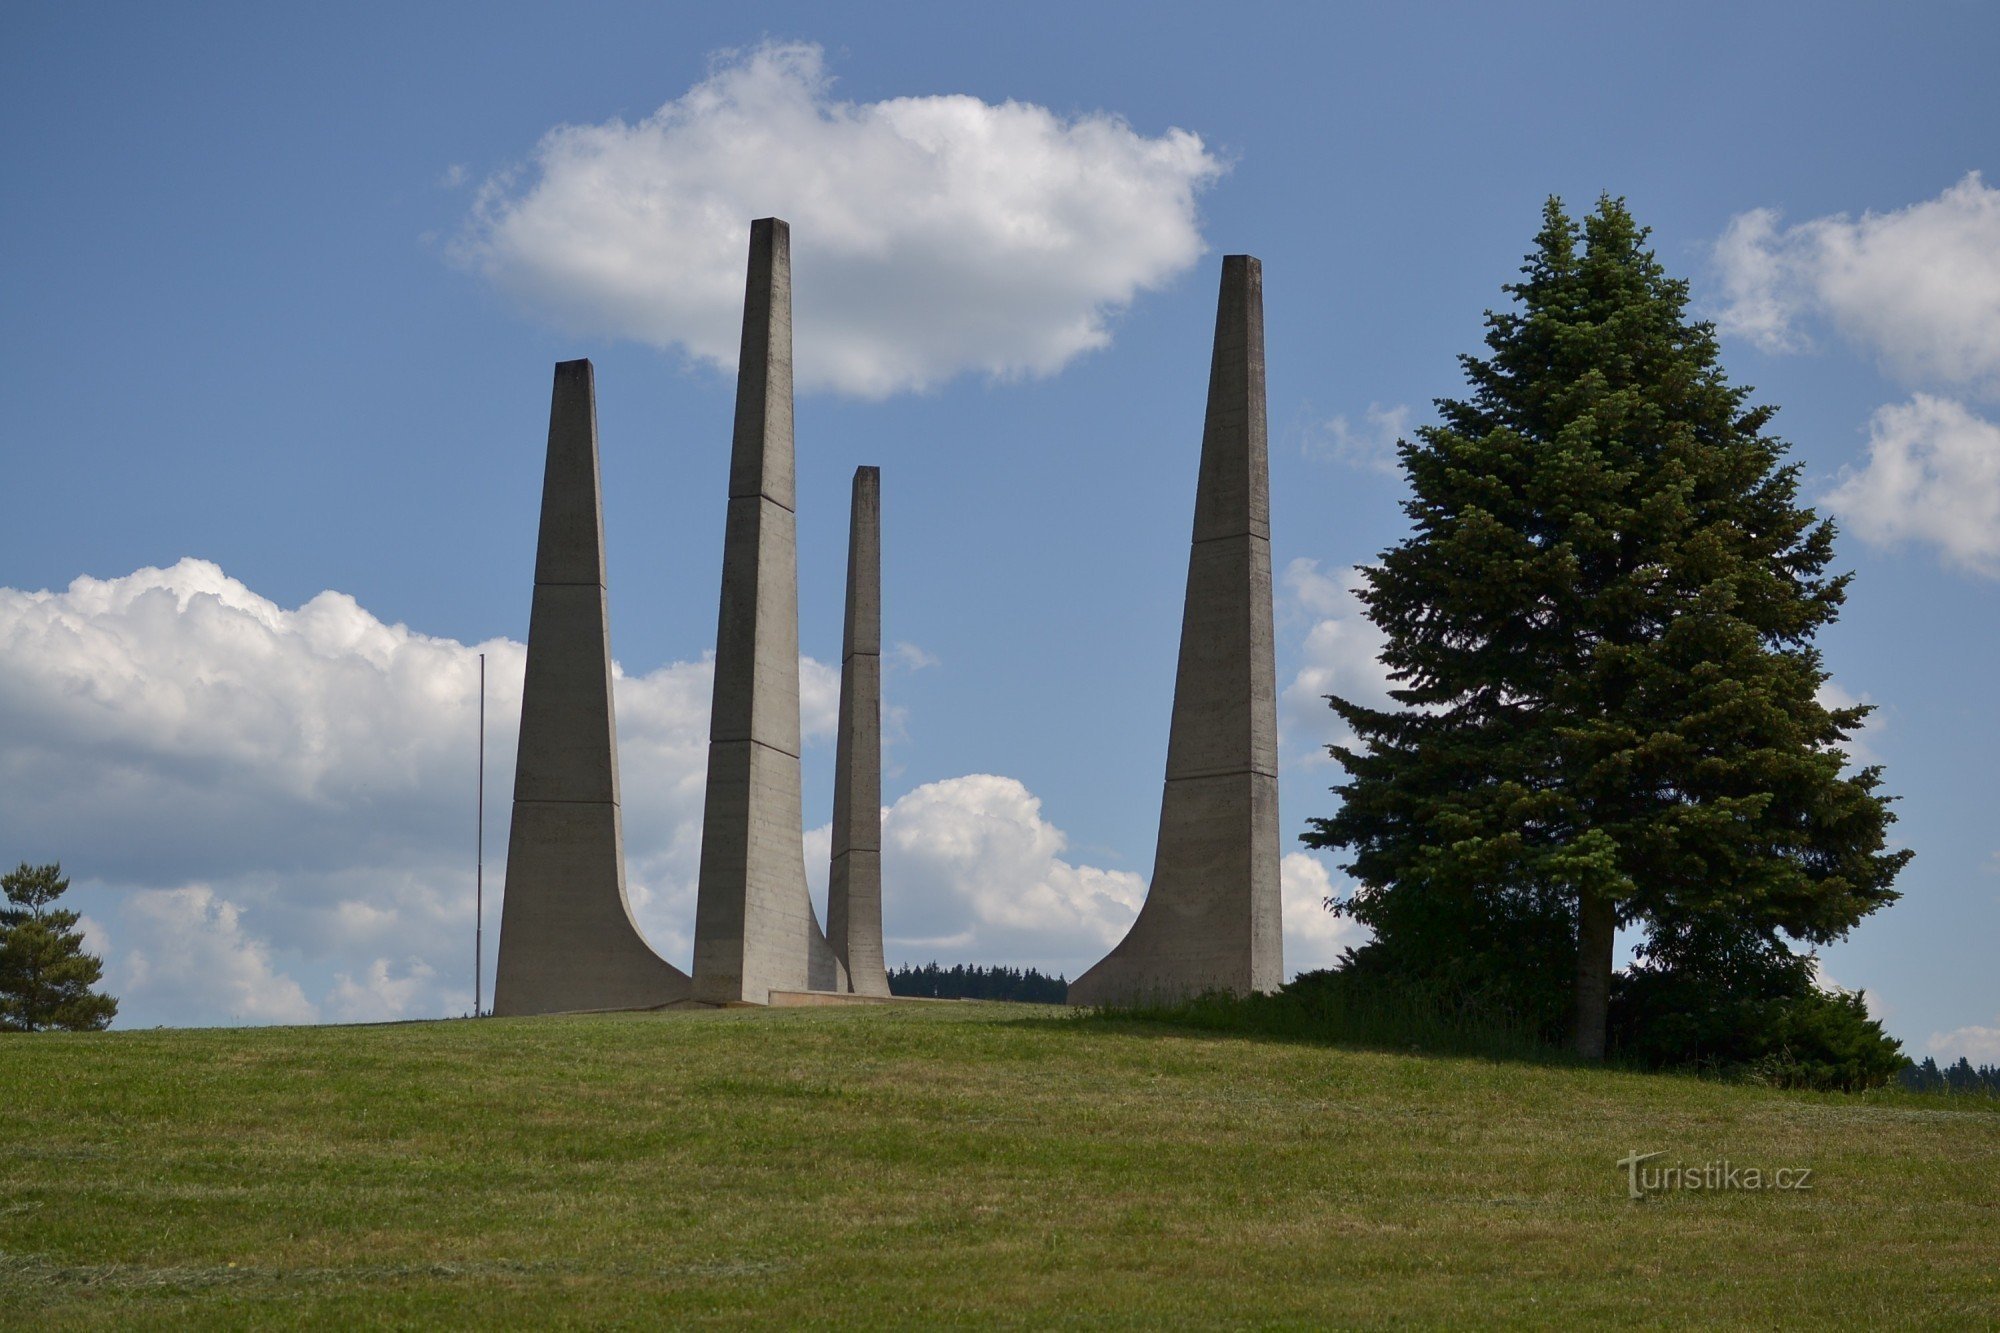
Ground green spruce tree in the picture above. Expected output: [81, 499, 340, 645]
[0, 862, 119, 1032]
[1305, 196, 1909, 1063]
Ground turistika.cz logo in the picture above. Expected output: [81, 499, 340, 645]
[1616, 1150, 1815, 1200]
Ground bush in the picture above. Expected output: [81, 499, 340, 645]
[1609, 928, 1902, 1090]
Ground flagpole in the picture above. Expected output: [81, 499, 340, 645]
[476, 650, 485, 1017]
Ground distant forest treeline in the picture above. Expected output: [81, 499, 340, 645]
[888, 963, 1068, 1003]
[1898, 1057, 2000, 1096]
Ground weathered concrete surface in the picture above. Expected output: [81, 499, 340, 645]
[692, 219, 846, 1004]
[827, 466, 890, 996]
[493, 359, 691, 1016]
[1069, 255, 1283, 1007]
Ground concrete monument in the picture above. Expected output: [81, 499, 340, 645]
[1068, 255, 1283, 1006]
[493, 359, 691, 1016]
[691, 218, 846, 1004]
[827, 466, 890, 996]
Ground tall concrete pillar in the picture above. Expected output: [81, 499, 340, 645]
[692, 219, 845, 1004]
[1069, 255, 1283, 1006]
[827, 466, 890, 996]
[493, 359, 691, 1017]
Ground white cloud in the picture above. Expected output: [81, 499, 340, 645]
[115, 887, 318, 1027]
[1283, 557, 1363, 619]
[882, 774, 1145, 974]
[1824, 394, 2000, 577]
[1306, 402, 1411, 475]
[1711, 208, 1808, 354]
[889, 641, 940, 672]
[438, 163, 469, 190]
[1926, 1017, 2000, 1066]
[1809, 958, 1886, 1024]
[1712, 173, 2000, 392]
[1281, 851, 1369, 975]
[75, 914, 112, 970]
[876, 777, 1369, 983]
[1814, 680, 1885, 769]
[1277, 559, 1396, 764]
[327, 958, 440, 1023]
[454, 41, 1224, 398]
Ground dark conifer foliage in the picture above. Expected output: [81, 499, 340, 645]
[1305, 197, 1909, 1064]
[888, 963, 1068, 1003]
[1, 862, 118, 1032]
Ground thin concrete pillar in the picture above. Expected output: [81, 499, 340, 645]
[692, 219, 845, 1004]
[493, 359, 690, 1016]
[827, 466, 890, 996]
[1069, 255, 1283, 1006]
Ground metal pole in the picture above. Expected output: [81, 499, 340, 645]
[476, 650, 485, 1017]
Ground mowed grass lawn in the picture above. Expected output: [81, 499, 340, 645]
[2, 1003, 1996, 1327]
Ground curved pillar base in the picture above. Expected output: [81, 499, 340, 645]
[492, 802, 690, 1016]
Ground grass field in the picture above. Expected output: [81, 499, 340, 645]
[2, 1002, 1996, 1327]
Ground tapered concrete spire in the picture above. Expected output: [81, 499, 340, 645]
[828, 466, 889, 996]
[1069, 255, 1283, 1006]
[493, 359, 690, 1016]
[692, 219, 845, 1004]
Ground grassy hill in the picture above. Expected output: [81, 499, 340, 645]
[2, 1002, 1995, 1327]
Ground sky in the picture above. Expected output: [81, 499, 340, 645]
[1, 2, 1995, 1060]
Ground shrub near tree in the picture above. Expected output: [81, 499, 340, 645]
[0, 862, 118, 1032]
[1306, 197, 1910, 1082]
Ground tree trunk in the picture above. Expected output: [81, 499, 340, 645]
[1573, 891, 1615, 1060]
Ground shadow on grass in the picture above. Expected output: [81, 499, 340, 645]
[1003, 974, 1587, 1072]
[1001, 986, 2000, 1109]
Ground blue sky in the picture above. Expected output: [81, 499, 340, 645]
[2, 2, 1995, 1058]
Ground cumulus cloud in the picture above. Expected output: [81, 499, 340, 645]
[1281, 852, 1369, 973]
[1813, 679, 1886, 769]
[328, 958, 439, 1024]
[1277, 559, 1396, 765]
[1711, 207, 1808, 354]
[881, 774, 1145, 973]
[879, 777, 1365, 981]
[455, 42, 1224, 397]
[1823, 394, 2000, 577]
[1304, 402, 1411, 475]
[1712, 173, 2000, 391]
[0, 560, 502, 888]
[1926, 1017, 2000, 1066]
[1809, 958, 1886, 1025]
[1712, 178, 2000, 577]
[115, 887, 318, 1027]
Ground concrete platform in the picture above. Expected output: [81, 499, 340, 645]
[765, 989, 936, 1008]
